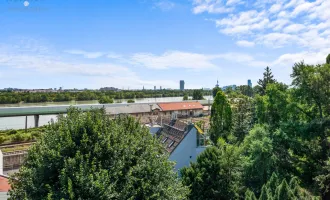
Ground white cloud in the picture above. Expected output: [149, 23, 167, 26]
[64, 49, 105, 59]
[194, 0, 330, 52]
[214, 52, 269, 67]
[192, 0, 233, 14]
[291, 1, 314, 16]
[282, 23, 306, 33]
[226, 0, 243, 6]
[216, 10, 269, 34]
[236, 40, 255, 47]
[257, 33, 302, 48]
[272, 49, 330, 66]
[268, 18, 291, 31]
[154, 0, 175, 11]
[107, 53, 123, 59]
[269, 4, 281, 13]
[131, 51, 218, 70]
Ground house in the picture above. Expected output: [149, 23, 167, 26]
[105, 103, 161, 118]
[153, 117, 207, 171]
[157, 102, 203, 118]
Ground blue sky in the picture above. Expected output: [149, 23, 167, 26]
[0, 0, 329, 89]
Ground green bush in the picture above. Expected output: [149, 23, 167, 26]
[8, 129, 17, 135]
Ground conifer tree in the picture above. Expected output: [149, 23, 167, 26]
[245, 189, 257, 200]
[274, 180, 294, 200]
[209, 90, 232, 143]
[259, 185, 271, 200]
[266, 173, 279, 197]
[257, 66, 276, 95]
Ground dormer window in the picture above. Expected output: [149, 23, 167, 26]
[168, 141, 175, 148]
[162, 137, 168, 143]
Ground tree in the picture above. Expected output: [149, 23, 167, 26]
[242, 125, 276, 193]
[274, 180, 294, 200]
[9, 108, 188, 200]
[245, 189, 257, 200]
[181, 140, 242, 200]
[98, 96, 114, 104]
[326, 54, 330, 64]
[213, 86, 222, 98]
[315, 159, 330, 199]
[259, 185, 271, 200]
[183, 94, 188, 101]
[209, 90, 232, 143]
[239, 85, 253, 97]
[291, 62, 330, 119]
[257, 66, 276, 95]
[264, 83, 290, 129]
[192, 89, 204, 100]
[232, 97, 253, 142]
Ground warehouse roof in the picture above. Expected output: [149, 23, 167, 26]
[158, 102, 203, 111]
[105, 103, 161, 115]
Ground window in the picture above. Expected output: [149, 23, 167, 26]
[168, 141, 175, 148]
[162, 137, 168, 143]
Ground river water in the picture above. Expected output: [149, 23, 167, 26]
[0, 96, 213, 130]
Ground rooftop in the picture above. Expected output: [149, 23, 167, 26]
[105, 103, 161, 115]
[155, 117, 193, 154]
[0, 176, 10, 192]
[158, 102, 203, 111]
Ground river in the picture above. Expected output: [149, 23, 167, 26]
[0, 96, 213, 130]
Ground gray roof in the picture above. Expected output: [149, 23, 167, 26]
[105, 103, 161, 115]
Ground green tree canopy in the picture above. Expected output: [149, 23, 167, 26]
[192, 89, 204, 100]
[181, 140, 242, 200]
[9, 108, 188, 200]
[326, 54, 330, 64]
[257, 66, 277, 95]
[213, 86, 222, 98]
[232, 97, 253, 142]
[183, 93, 188, 101]
[209, 90, 232, 143]
[291, 62, 330, 119]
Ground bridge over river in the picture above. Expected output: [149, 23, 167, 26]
[0, 100, 213, 129]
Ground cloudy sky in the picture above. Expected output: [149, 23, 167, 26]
[0, 0, 329, 89]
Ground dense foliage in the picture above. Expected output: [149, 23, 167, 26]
[181, 57, 330, 199]
[9, 108, 188, 200]
[0, 89, 212, 104]
[192, 89, 204, 100]
[209, 90, 232, 143]
[0, 127, 44, 144]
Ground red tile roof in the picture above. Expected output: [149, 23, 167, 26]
[0, 176, 11, 192]
[158, 102, 203, 111]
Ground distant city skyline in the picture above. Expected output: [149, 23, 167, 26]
[1, 0, 329, 89]
[1, 78, 254, 91]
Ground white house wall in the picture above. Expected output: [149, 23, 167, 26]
[169, 127, 197, 171]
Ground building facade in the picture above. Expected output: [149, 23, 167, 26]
[248, 79, 252, 87]
[180, 80, 185, 91]
[153, 117, 207, 171]
[157, 102, 203, 118]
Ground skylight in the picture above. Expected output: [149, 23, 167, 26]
[168, 141, 175, 148]
[162, 137, 168, 143]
